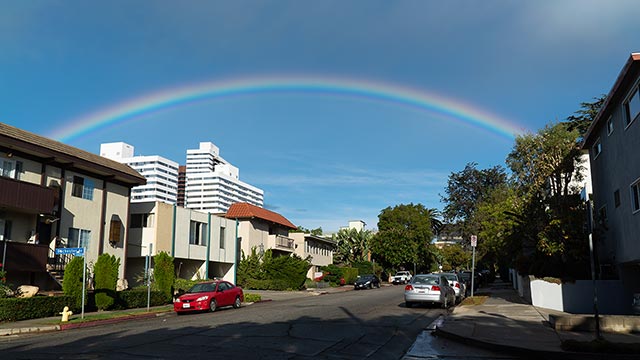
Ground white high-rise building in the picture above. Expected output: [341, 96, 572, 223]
[185, 142, 264, 213]
[100, 142, 179, 204]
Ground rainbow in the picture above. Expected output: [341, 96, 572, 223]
[48, 75, 526, 142]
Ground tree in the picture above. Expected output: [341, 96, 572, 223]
[153, 252, 175, 303]
[332, 228, 373, 266]
[93, 254, 120, 310]
[565, 95, 606, 140]
[370, 203, 437, 271]
[290, 225, 323, 236]
[441, 163, 508, 240]
[63, 256, 87, 310]
[437, 244, 471, 271]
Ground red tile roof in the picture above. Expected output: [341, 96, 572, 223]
[225, 203, 296, 229]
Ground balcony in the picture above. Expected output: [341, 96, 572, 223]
[268, 234, 295, 253]
[0, 241, 49, 272]
[0, 177, 56, 214]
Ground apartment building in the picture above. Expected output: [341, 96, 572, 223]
[100, 142, 179, 205]
[290, 232, 337, 279]
[582, 53, 640, 292]
[0, 123, 145, 289]
[225, 202, 296, 259]
[185, 142, 263, 214]
[127, 201, 237, 285]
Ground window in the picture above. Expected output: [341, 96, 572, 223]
[68, 228, 91, 248]
[72, 176, 94, 200]
[607, 116, 614, 135]
[109, 218, 122, 245]
[624, 86, 640, 127]
[632, 181, 640, 213]
[219, 226, 226, 249]
[592, 139, 602, 159]
[0, 219, 12, 241]
[189, 221, 207, 246]
[614, 189, 621, 208]
[597, 205, 608, 229]
[1, 159, 22, 180]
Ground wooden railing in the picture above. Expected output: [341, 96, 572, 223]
[0, 241, 49, 272]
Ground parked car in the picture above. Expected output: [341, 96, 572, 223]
[174, 280, 244, 314]
[458, 270, 478, 296]
[404, 273, 456, 308]
[391, 271, 412, 284]
[442, 272, 465, 302]
[354, 274, 381, 289]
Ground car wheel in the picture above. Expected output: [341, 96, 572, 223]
[376, 282, 380, 288]
[368, 283, 373, 289]
[209, 299, 217, 312]
[233, 296, 241, 309]
[405, 301, 413, 308]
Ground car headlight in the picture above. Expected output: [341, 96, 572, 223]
[365, 281, 371, 285]
[196, 295, 209, 302]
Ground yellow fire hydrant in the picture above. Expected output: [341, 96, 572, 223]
[60, 306, 73, 322]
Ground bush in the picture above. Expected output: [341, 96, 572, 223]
[93, 254, 120, 310]
[261, 251, 310, 290]
[173, 278, 201, 294]
[342, 267, 359, 285]
[319, 264, 343, 285]
[237, 247, 263, 288]
[63, 256, 87, 310]
[243, 293, 261, 303]
[0, 296, 75, 321]
[245, 278, 294, 291]
[153, 252, 175, 303]
[113, 290, 168, 310]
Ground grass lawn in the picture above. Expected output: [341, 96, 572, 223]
[46, 305, 173, 325]
[459, 296, 489, 306]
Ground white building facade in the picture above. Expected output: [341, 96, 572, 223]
[185, 142, 263, 213]
[100, 142, 179, 205]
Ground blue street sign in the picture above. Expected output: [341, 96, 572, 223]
[55, 247, 85, 256]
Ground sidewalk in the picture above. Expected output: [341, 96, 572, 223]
[432, 280, 640, 359]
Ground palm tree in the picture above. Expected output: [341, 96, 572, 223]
[333, 228, 373, 265]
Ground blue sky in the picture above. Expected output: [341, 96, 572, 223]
[2, 1, 640, 232]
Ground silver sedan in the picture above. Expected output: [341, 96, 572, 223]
[404, 273, 456, 308]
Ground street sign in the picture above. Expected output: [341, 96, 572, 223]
[55, 247, 85, 256]
[470, 235, 477, 247]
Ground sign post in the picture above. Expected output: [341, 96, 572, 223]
[470, 235, 477, 298]
[55, 247, 86, 318]
[147, 243, 153, 312]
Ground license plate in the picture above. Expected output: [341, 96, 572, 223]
[418, 290, 425, 293]
[183, 303, 190, 308]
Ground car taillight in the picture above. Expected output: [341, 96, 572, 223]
[432, 285, 440, 291]
[405, 285, 413, 291]
[455, 283, 460, 288]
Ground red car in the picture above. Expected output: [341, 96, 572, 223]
[174, 280, 244, 314]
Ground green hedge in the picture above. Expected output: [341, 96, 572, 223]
[112, 290, 167, 310]
[243, 293, 261, 303]
[245, 278, 294, 291]
[0, 296, 74, 321]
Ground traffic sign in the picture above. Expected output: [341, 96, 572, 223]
[55, 247, 85, 256]
[470, 235, 477, 247]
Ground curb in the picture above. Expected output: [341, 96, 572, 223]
[59, 312, 165, 331]
[0, 325, 60, 336]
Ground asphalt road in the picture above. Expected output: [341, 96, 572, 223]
[0, 285, 445, 359]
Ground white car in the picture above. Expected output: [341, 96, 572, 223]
[391, 271, 412, 284]
[404, 273, 456, 308]
[442, 272, 465, 302]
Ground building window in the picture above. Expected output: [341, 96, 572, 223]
[624, 86, 640, 127]
[109, 217, 122, 246]
[0, 219, 12, 241]
[220, 226, 226, 249]
[190, 221, 207, 246]
[1, 159, 22, 180]
[72, 176, 94, 200]
[130, 214, 154, 228]
[614, 189, 621, 208]
[607, 116, 614, 135]
[632, 181, 640, 213]
[68, 228, 91, 248]
[592, 139, 602, 159]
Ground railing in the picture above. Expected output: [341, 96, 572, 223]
[47, 248, 74, 272]
[0, 241, 49, 272]
[275, 235, 295, 250]
[0, 177, 56, 214]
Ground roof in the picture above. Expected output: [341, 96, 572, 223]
[225, 202, 296, 229]
[582, 53, 640, 148]
[0, 122, 146, 186]
[304, 233, 337, 245]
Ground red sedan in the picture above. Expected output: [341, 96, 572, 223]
[174, 280, 244, 314]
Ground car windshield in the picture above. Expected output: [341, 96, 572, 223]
[359, 275, 374, 281]
[187, 283, 216, 293]
[412, 276, 439, 285]
[395, 272, 407, 276]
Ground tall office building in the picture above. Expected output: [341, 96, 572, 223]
[185, 142, 264, 213]
[100, 142, 179, 204]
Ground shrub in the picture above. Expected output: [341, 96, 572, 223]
[261, 251, 310, 290]
[62, 256, 87, 310]
[153, 252, 175, 303]
[342, 267, 359, 284]
[237, 247, 263, 288]
[319, 264, 343, 285]
[243, 293, 261, 303]
[112, 290, 167, 309]
[93, 254, 120, 310]
[173, 278, 201, 294]
[0, 296, 74, 321]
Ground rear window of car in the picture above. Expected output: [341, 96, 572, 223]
[443, 274, 458, 281]
[412, 276, 439, 285]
